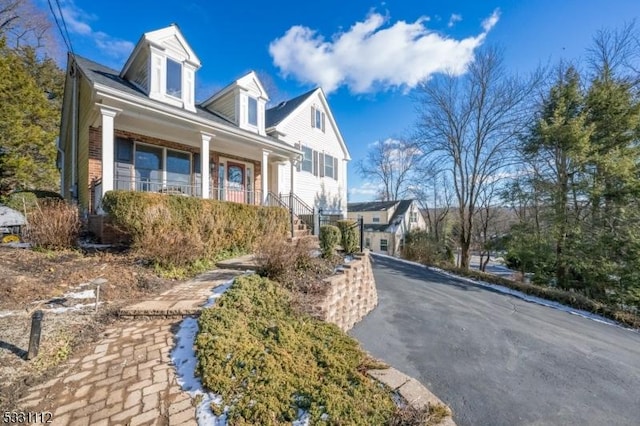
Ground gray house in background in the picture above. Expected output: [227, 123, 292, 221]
[347, 199, 426, 256]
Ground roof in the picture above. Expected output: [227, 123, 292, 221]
[347, 200, 398, 212]
[350, 199, 416, 233]
[74, 55, 235, 126]
[73, 55, 296, 152]
[265, 88, 317, 128]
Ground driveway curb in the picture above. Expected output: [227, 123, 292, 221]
[368, 367, 456, 425]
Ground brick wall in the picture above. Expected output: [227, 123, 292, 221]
[310, 250, 378, 331]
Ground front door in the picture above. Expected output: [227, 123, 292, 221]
[227, 162, 245, 203]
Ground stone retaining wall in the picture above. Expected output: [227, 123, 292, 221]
[312, 250, 378, 331]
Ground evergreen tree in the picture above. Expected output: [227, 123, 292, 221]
[0, 37, 62, 195]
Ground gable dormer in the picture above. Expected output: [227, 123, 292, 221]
[120, 24, 201, 112]
[201, 71, 269, 135]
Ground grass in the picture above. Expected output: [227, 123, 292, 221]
[195, 274, 398, 425]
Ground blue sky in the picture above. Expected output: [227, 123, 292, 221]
[43, 0, 640, 201]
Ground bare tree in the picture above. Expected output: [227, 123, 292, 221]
[357, 138, 421, 201]
[411, 162, 453, 243]
[414, 47, 540, 269]
[0, 0, 58, 55]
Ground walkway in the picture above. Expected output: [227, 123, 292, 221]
[16, 269, 243, 426]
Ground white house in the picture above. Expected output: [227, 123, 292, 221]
[57, 24, 350, 233]
[347, 200, 426, 256]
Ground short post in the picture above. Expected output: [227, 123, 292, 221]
[27, 310, 44, 360]
[92, 278, 107, 313]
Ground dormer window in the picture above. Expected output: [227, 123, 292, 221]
[248, 97, 258, 126]
[166, 58, 182, 98]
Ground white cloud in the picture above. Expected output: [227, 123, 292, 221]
[349, 181, 381, 197]
[60, 1, 133, 60]
[269, 9, 500, 94]
[482, 9, 500, 32]
[448, 13, 462, 28]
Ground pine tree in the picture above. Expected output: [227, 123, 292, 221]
[0, 38, 62, 195]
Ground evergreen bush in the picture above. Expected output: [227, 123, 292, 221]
[319, 225, 341, 258]
[336, 220, 359, 254]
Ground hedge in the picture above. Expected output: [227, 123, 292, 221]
[319, 225, 341, 258]
[102, 191, 289, 273]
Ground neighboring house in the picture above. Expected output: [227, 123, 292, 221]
[57, 24, 350, 229]
[347, 200, 426, 256]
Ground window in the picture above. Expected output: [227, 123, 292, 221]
[365, 237, 371, 249]
[166, 150, 191, 189]
[324, 153, 335, 178]
[410, 212, 418, 223]
[372, 216, 380, 223]
[135, 145, 163, 192]
[248, 97, 257, 126]
[116, 138, 133, 163]
[301, 146, 313, 173]
[380, 239, 388, 252]
[166, 58, 182, 98]
[312, 106, 325, 131]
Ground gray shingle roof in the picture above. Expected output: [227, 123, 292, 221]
[265, 88, 317, 128]
[347, 200, 398, 212]
[349, 199, 415, 233]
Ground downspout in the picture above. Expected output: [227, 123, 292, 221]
[70, 56, 78, 202]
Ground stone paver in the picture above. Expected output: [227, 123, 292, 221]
[119, 269, 242, 317]
[15, 269, 244, 425]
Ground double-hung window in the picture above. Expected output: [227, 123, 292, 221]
[324, 153, 335, 178]
[301, 146, 313, 173]
[380, 239, 388, 252]
[166, 58, 182, 98]
[311, 106, 325, 131]
[248, 97, 258, 126]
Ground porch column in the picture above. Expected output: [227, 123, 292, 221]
[200, 132, 213, 199]
[289, 158, 297, 196]
[98, 105, 121, 198]
[262, 150, 270, 203]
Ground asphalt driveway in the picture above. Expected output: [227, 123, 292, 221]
[349, 255, 640, 426]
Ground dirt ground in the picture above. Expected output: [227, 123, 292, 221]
[0, 245, 179, 411]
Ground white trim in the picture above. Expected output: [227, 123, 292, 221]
[93, 83, 302, 157]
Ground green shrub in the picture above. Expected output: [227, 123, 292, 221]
[102, 191, 289, 274]
[336, 220, 360, 254]
[196, 275, 397, 425]
[319, 225, 341, 258]
[25, 199, 80, 250]
[402, 230, 452, 266]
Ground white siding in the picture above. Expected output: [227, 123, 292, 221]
[276, 92, 347, 214]
[209, 91, 236, 123]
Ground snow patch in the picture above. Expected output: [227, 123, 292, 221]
[46, 303, 100, 314]
[172, 317, 228, 425]
[0, 311, 18, 318]
[371, 253, 636, 332]
[64, 289, 95, 299]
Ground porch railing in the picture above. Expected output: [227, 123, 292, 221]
[114, 177, 200, 197]
[209, 187, 263, 205]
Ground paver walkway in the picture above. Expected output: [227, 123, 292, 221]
[16, 269, 244, 426]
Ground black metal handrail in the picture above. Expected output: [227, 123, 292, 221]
[280, 192, 315, 231]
